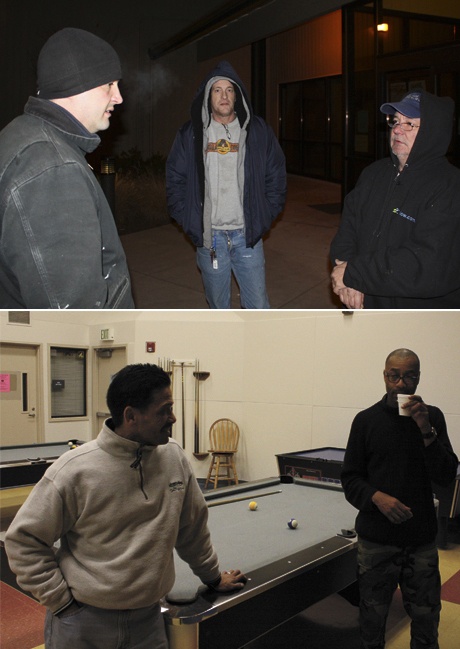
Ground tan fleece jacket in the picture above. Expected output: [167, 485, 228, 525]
[5, 423, 220, 612]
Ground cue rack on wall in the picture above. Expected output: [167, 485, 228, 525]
[157, 359, 210, 459]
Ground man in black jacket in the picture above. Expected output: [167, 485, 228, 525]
[166, 61, 286, 309]
[330, 90, 460, 309]
[341, 348, 458, 649]
[0, 28, 134, 309]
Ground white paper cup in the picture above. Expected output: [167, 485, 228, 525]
[397, 394, 411, 416]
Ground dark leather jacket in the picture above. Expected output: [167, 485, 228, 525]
[0, 97, 134, 308]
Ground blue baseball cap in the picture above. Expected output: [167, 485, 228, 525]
[380, 92, 421, 118]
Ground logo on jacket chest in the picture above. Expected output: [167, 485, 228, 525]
[392, 207, 416, 223]
[207, 139, 239, 155]
[169, 481, 185, 492]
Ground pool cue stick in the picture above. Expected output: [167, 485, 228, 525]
[170, 360, 175, 438]
[207, 490, 282, 507]
[169, 359, 174, 394]
[180, 362, 185, 448]
[194, 359, 199, 454]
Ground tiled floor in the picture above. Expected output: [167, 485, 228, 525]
[120, 175, 344, 310]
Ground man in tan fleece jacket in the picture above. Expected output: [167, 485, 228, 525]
[5, 363, 246, 648]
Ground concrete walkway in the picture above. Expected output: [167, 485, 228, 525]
[120, 175, 343, 309]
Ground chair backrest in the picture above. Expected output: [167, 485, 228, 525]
[209, 419, 240, 452]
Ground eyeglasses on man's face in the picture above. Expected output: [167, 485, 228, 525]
[386, 115, 420, 131]
[384, 372, 420, 384]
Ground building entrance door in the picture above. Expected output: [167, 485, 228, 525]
[279, 75, 343, 181]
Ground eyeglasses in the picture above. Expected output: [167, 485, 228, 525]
[384, 372, 420, 384]
[386, 116, 420, 131]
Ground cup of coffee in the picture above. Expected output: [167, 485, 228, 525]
[397, 394, 411, 416]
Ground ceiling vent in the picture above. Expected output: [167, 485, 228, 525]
[8, 311, 31, 325]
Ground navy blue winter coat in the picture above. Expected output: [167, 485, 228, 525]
[166, 61, 286, 248]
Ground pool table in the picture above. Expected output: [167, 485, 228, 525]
[162, 476, 358, 649]
[0, 441, 84, 488]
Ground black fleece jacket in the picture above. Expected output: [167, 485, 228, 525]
[330, 90, 460, 308]
[341, 396, 458, 547]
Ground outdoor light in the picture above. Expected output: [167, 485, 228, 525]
[377, 23, 389, 32]
[99, 156, 116, 215]
[100, 156, 116, 174]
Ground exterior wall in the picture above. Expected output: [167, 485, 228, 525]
[384, 0, 460, 18]
[266, 11, 343, 135]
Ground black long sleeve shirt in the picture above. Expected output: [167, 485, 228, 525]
[341, 396, 458, 547]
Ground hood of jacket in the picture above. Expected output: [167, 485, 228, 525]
[390, 89, 454, 170]
[190, 60, 252, 133]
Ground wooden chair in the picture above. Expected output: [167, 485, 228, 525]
[204, 419, 240, 489]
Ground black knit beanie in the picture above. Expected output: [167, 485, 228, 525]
[37, 28, 122, 99]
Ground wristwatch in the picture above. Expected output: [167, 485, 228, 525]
[421, 426, 437, 440]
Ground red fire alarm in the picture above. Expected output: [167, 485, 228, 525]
[146, 342, 155, 353]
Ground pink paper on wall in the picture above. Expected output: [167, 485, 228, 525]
[0, 374, 11, 392]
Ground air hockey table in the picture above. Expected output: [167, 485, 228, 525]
[161, 476, 358, 649]
[276, 447, 460, 549]
[276, 447, 344, 484]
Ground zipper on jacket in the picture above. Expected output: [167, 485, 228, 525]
[130, 446, 149, 500]
[371, 165, 401, 240]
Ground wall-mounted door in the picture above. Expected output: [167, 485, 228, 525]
[0, 343, 41, 446]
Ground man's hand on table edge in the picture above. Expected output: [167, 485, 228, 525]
[210, 569, 248, 592]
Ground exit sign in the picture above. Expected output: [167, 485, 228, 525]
[100, 328, 114, 341]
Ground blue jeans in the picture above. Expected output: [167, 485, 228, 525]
[196, 229, 270, 309]
[45, 602, 168, 649]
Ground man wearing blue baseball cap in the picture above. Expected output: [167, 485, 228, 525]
[330, 89, 460, 309]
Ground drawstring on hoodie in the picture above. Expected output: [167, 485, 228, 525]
[130, 445, 148, 500]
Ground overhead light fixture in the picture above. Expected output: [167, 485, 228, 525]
[377, 23, 389, 32]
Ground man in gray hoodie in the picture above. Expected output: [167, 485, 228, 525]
[167, 61, 286, 309]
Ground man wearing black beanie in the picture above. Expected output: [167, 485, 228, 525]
[0, 28, 135, 308]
